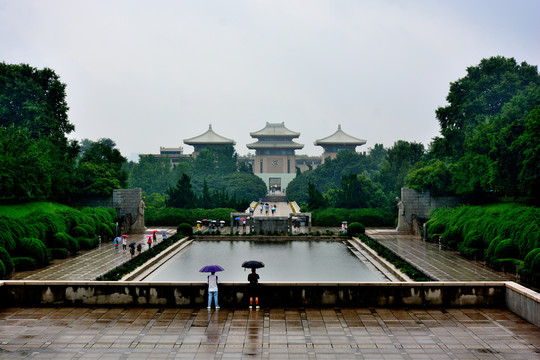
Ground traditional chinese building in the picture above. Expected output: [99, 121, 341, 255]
[183, 124, 235, 156]
[314, 124, 366, 163]
[246, 122, 304, 190]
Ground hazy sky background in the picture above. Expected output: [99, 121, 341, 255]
[1, 0, 539, 161]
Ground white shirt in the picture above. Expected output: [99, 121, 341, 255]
[207, 274, 218, 291]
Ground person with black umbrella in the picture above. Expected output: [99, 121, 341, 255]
[242, 260, 264, 309]
[248, 268, 260, 309]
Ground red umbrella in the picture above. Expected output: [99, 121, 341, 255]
[151, 230, 158, 233]
[121, 235, 128, 238]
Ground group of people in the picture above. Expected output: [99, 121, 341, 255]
[206, 268, 260, 310]
[113, 231, 165, 259]
[259, 203, 277, 215]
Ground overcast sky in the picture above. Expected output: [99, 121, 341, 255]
[1, 0, 539, 161]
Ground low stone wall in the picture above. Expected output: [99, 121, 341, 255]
[505, 282, 540, 328]
[0, 281, 507, 309]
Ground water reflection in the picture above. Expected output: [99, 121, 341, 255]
[145, 240, 387, 282]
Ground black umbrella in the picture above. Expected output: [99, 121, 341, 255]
[242, 260, 265, 269]
[129, 242, 136, 247]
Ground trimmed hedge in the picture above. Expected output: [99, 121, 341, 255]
[0, 260, 5, 279]
[16, 238, 48, 267]
[426, 203, 540, 283]
[347, 222, 365, 237]
[0, 246, 14, 276]
[177, 223, 193, 237]
[13, 257, 37, 271]
[146, 208, 237, 226]
[311, 208, 394, 227]
[0, 204, 117, 273]
[49, 247, 69, 259]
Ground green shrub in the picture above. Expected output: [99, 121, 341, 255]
[529, 251, 540, 274]
[71, 226, 88, 238]
[177, 223, 193, 237]
[146, 208, 236, 226]
[425, 219, 445, 241]
[78, 237, 98, 250]
[485, 236, 503, 263]
[347, 222, 365, 237]
[494, 239, 520, 260]
[49, 247, 69, 259]
[13, 257, 37, 271]
[0, 260, 5, 279]
[440, 226, 462, 249]
[0, 246, 14, 276]
[26, 211, 67, 244]
[80, 224, 95, 237]
[16, 238, 48, 266]
[68, 237, 80, 255]
[50, 232, 73, 249]
[98, 222, 113, 239]
[520, 248, 540, 276]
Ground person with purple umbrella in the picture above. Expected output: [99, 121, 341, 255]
[207, 272, 219, 309]
[200, 264, 224, 310]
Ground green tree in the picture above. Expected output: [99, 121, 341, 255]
[128, 155, 191, 194]
[166, 173, 196, 208]
[0, 63, 78, 200]
[376, 140, 425, 196]
[72, 138, 127, 197]
[307, 181, 327, 210]
[433, 56, 540, 159]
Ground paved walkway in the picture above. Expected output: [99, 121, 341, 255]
[13, 228, 177, 281]
[1, 306, 538, 359]
[366, 229, 516, 282]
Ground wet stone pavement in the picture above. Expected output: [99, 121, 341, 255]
[366, 230, 516, 282]
[0, 307, 539, 359]
[12, 228, 177, 281]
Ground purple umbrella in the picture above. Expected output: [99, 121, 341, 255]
[199, 264, 225, 273]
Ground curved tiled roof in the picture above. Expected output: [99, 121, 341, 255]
[250, 122, 300, 138]
[314, 125, 366, 146]
[184, 125, 236, 145]
[246, 140, 304, 150]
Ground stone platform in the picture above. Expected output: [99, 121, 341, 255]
[0, 306, 539, 359]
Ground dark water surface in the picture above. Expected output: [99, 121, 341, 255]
[144, 240, 388, 282]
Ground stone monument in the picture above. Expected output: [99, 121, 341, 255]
[132, 196, 146, 232]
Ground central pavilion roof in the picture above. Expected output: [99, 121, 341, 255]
[184, 125, 235, 146]
[247, 122, 303, 150]
[250, 122, 301, 138]
[314, 125, 366, 146]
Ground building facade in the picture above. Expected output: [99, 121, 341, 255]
[145, 123, 366, 190]
[247, 122, 304, 190]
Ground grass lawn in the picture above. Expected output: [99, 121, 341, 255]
[0, 202, 73, 219]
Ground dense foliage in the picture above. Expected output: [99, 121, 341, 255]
[425, 204, 540, 283]
[0, 63, 128, 202]
[409, 56, 540, 201]
[311, 208, 394, 227]
[129, 146, 266, 209]
[145, 207, 236, 226]
[0, 203, 116, 278]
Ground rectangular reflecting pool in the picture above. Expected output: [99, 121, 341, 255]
[144, 240, 389, 282]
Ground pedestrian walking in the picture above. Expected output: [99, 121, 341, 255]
[147, 236, 152, 249]
[137, 243, 142, 255]
[114, 236, 120, 250]
[122, 236, 127, 251]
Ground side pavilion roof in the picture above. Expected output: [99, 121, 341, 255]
[314, 125, 366, 146]
[250, 122, 300, 138]
[184, 125, 236, 145]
